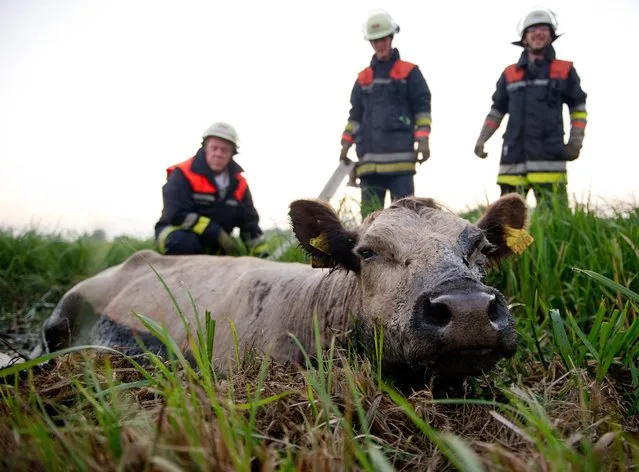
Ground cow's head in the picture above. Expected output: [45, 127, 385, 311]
[289, 194, 533, 381]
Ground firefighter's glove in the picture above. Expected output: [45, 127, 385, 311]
[339, 143, 352, 163]
[565, 143, 581, 161]
[416, 139, 430, 163]
[217, 231, 236, 255]
[474, 140, 488, 159]
[474, 116, 501, 158]
[565, 131, 584, 161]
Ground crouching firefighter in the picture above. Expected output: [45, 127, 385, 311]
[154, 122, 266, 256]
[473, 7, 588, 209]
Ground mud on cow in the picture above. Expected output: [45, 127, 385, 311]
[33, 194, 533, 384]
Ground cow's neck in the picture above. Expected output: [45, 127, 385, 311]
[290, 269, 360, 354]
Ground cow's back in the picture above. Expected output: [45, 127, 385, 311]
[39, 249, 356, 369]
[100, 253, 351, 368]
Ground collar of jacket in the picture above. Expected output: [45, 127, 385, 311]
[515, 45, 557, 68]
[192, 147, 245, 180]
[369, 47, 401, 68]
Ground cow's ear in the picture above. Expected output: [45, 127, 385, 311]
[289, 199, 360, 271]
[476, 193, 534, 261]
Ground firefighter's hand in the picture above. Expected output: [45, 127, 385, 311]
[216, 231, 236, 255]
[416, 139, 430, 163]
[474, 141, 488, 159]
[339, 143, 352, 163]
[565, 140, 581, 161]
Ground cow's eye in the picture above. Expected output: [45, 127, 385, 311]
[480, 243, 497, 257]
[357, 249, 376, 261]
[465, 242, 495, 269]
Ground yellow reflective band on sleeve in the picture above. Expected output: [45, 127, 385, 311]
[344, 121, 359, 133]
[356, 162, 416, 176]
[569, 111, 588, 120]
[526, 172, 567, 184]
[157, 225, 180, 254]
[496, 174, 529, 186]
[192, 216, 211, 235]
[416, 117, 432, 127]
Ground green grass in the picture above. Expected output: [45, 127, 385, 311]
[1, 200, 638, 471]
[0, 229, 155, 314]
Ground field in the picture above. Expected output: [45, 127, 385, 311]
[0, 199, 638, 471]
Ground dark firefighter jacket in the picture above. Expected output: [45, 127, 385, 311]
[490, 47, 587, 185]
[344, 48, 431, 178]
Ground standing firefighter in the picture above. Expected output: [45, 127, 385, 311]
[340, 9, 432, 217]
[474, 7, 587, 208]
[154, 122, 265, 256]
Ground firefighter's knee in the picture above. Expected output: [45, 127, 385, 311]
[163, 230, 202, 255]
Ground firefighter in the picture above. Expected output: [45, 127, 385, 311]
[154, 122, 265, 256]
[340, 9, 432, 217]
[474, 7, 588, 209]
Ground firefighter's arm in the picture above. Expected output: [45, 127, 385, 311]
[406, 66, 432, 161]
[340, 80, 362, 161]
[237, 186, 269, 256]
[407, 66, 432, 142]
[474, 73, 508, 158]
[564, 66, 588, 160]
[238, 186, 263, 243]
[161, 170, 223, 240]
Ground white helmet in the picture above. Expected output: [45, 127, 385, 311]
[516, 7, 560, 38]
[201, 121, 240, 150]
[363, 9, 400, 41]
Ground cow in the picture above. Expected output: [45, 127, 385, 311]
[31, 194, 533, 384]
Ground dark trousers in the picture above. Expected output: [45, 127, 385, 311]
[499, 183, 569, 210]
[162, 230, 221, 255]
[360, 173, 414, 218]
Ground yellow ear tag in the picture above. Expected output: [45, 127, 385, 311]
[309, 233, 331, 255]
[503, 225, 534, 255]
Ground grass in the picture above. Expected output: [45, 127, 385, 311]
[0, 199, 638, 471]
[0, 229, 155, 357]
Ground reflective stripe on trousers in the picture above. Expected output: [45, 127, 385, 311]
[497, 172, 568, 186]
[498, 161, 567, 175]
[356, 152, 417, 177]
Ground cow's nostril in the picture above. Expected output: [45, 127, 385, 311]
[424, 298, 452, 327]
[487, 295, 500, 322]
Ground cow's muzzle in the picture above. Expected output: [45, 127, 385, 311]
[415, 287, 517, 376]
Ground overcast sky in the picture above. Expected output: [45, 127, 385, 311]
[1, 0, 637, 239]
